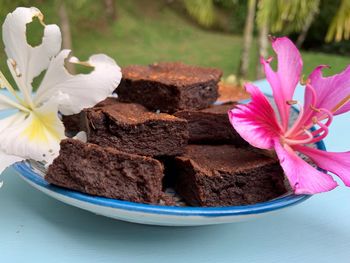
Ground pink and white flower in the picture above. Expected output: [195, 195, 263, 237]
[229, 37, 350, 195]
[0, 7, 122, 174]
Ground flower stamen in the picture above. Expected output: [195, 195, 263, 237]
[35, 11, 46, 26]
[311, 105, 320, 113]
[285, 128, 314, 145]
[309, 120, 329, 143]
[287, 100, 298, 105]
[0, 70, 26, 106]
[285, 100, 305, 138]
[300, 76, 310, 86]
[10, 59, 21, 77]
[285, 83, 322, 138]
[7, 59, 35, 109]
[0, 93, 30, 112]
[293, 83, 318, 128]
[294, 107, 333, 138]
[306, 83, 317, 107]
[319, 108, 333, 126]
[331, 94, 350, 114]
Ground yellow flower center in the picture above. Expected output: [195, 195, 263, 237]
[21, 109, 62, 143]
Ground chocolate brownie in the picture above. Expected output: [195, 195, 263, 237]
[62, 113, 81, 135]
[46, 139, 164, 204]
[93, 97, 120, 108]
[175, 145, 288, 207]
[82, 100, 189, 156]
[117, 62, 222, 113]
[62, 97, 119, 135]
[174, 102, 247, 145]
[217, 82, 249, 103]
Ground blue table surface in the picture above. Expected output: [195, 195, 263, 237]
[1, 79, 350, 263]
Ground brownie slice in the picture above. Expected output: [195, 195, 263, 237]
[117, 62, 222, 113]
[62, 113, 81, 135]
[82, 100, 189, 156]
[46, 139, 164, 204]
[62, 97, 119, 135]
[217, 82, 249, 103]
[174, 102, 247, 145]
[175, 145, 288, 207]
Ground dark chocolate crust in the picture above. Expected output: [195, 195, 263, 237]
[217, 82, 249, 102]
[62, 97, 119, 135]
[174, 102, 247, 145]
[62, 113, 81, 135]
[117, 62, 222, 113]
[175, 145, 288, 207]
[46, 139, 164, 204]
[82, 101, 189, 157]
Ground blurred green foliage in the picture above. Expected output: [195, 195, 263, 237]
[256, 0, 320, 33]
[183, 0, 215, 27]
[0, 0, 349, 83]
[326, 0, 350, 42]
[298, 0, 350, 55]
[182, 0, 350, 54]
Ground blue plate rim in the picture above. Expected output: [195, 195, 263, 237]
[12, 96, 325, 218]
[13, 161, 313, 217]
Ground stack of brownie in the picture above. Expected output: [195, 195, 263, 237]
[46, 62, 288, 207]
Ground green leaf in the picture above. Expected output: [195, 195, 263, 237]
[183, 0, 215, 27]
[326, 0, 350, 42]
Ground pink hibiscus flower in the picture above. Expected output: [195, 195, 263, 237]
[229, 37, 350, 195]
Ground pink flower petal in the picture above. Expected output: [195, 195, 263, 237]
[274, 140, 338, 194]
[306, 65, 350, 116]
[294, 145, 350, 187]
[261, 37, 303, 131]
[228, 83, 281, 149]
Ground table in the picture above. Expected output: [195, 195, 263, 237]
[1, 80, 349, 263]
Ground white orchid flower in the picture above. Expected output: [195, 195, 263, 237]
[0, 7, 121, 173]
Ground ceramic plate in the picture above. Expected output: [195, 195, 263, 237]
[11, 100, 323, 226]
[14, 162, 313, 226]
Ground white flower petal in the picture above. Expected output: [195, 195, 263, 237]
[0, 114, 26, 174]
[34, 50, 122, 115]
[0, 151, 24, 175]
[0, 91, 32, 112]
[0, 99, 65, 164]
[0, 93, 18, 110]
[2, 7, 61, 94]
[0, 113, 27, 134]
